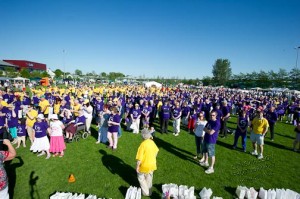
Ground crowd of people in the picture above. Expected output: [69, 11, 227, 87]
[0, 82, 300, 197]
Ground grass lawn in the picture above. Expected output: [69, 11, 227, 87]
[5, 116, 300, 199]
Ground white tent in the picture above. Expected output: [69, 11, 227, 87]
[144, 81, 162, 88]
[12, 77, 30, 83]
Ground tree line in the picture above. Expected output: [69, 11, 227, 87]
[1, 60, 299, 90]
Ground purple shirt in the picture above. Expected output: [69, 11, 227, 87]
[172, 107, 182, 118]
[75, 115, 86, 124]
[17, 124, 27, 136]
[6, 110, 18, 128]
[204, 119, 221, 144]
[131, 108, 141, 119]
[33, 121, 49, 138]
[108, 114, 121, 132]
[161, 105, 171, 119]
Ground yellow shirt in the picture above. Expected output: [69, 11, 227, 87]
[73, 104, 81, 117]
[0, 100, 8, 107]
[252, 117, 269, 134]
[26, 109, 38, 127]
[136, 139, 159, 173]
[39, 99, 50, 114]
[54, 104, 61, 114]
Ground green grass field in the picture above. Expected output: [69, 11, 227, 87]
[5, 116, 300, 199]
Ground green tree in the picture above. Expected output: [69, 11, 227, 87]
[212, 59, 232, 86]
[101, 72, 107, 77]
[54, 69, 64, 78]
[202, 76, 213, 86]
[3, 67, 17, 78]
[75, 69, 83, 76]
[20, 68, 31, 78]
[107, 72, 125, 81]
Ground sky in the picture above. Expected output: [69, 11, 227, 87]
[1, 0, 300, 79]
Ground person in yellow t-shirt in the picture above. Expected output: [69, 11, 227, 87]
[71, 100, 81, 117]
[250, 108, 269, 160]
[136, 128, 159, 197]
[0, 96, 8, 107]
[26, 104, 38, 144]
[38, 95, 50, 118]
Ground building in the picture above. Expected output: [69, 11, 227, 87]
[0, 60, 19, 70]
[3, 60, 47, 71]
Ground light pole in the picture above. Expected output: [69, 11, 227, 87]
[63, 49, 65, 79]
[295, 46, 300, 68]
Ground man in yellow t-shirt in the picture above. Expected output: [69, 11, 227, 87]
[26, 104, 38, 144]
[136, 129, 159, 197]
[38, 95, 50, 118]
[250, 108, 269, 159]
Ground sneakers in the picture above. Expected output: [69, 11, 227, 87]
[37, 152, 46, 157]
[199, 161, 209, 167]
[45, 154, 51, 159]
[257, 154, 263, 159]
[174, 133, 179, 137]
[251, 151, 258, 156]
[205, 167, 214, 174]
[95, 141, 100, 144]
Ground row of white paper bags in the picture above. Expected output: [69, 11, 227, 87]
[162, 183, 196, 199]
[125, 186, 141, 199]
[199, 187, 223, 199]
[49, 192, 111, 199]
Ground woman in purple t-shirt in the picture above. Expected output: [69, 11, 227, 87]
[107, 107, 121, 150]
[30, 114, 51, 159]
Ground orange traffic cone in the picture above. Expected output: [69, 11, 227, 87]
[68, 174, 76, 183]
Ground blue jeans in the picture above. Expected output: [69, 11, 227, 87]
[233, 130, 247, 150]
[195, 136, 204, 155]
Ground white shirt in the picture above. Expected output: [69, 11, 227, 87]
[50, 120, 63, 136]
[194, 119, 207, 137]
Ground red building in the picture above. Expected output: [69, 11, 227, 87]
[3, 60, 47, 71]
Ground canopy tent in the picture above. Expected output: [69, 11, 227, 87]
[12, 77, 30, 83]
[144, 81, 162, 88]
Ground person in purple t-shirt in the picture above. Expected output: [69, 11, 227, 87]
[160, 101, 171, 134]
[16, 118, 27, 148]
[5, 105, 18, 143]
[172, 102, 182, 136]
[130, 104, 141, 134]
[30, 114, 51, 159]
[65, 109, 86, 142]
[107, 106, 121, 150]
[220, 100, 231, 138]
[200, 111, 221, 174]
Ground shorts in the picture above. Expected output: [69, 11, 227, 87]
[202, 143, 215, 157]
[250, 132, 264, 145]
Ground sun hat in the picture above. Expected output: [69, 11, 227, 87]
[49, 114, 58, 120]
[37, 114, 45, 119]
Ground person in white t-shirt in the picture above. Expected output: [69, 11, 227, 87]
[83, 100, 93, 133]
[193, 111, 207, 161]
[49, 114, 66, 157]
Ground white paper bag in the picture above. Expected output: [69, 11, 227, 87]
[246, 187, 258, 199]
[236, 186, 247, 199]
[259, 187, 268, 199]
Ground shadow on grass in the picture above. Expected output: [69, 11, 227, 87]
[275, 132, 294, 140]
[99, 149, 138, 196]
[29, 171, 40, 199]
[224, 186, 236, 198]
[216, 139, 234, 149]
[264, 140, 291, 151]
[154, 137, 197, 165]
[5, 156, 24, 199]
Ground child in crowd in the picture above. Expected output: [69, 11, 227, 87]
[16, 118, 27, 148]
[149, 126, 156, 137]
[30, 114, 51, 159]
